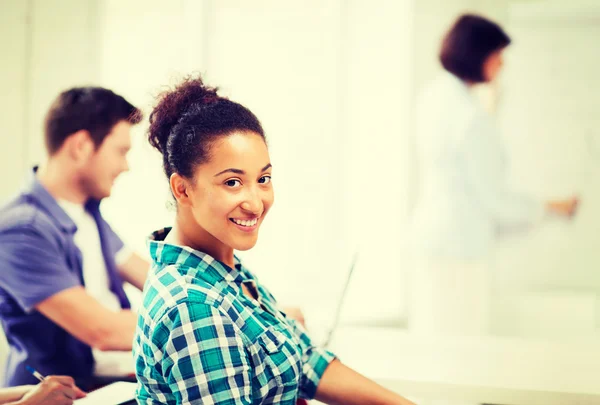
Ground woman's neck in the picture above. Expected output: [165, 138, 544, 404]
[169, 211, 235, 268]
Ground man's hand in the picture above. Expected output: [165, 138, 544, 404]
[282, 306, 306, 328]
[15, 376, 86, 405]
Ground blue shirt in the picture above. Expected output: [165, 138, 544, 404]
[0, 171, 130, 387]
[134, 228, 335, 404]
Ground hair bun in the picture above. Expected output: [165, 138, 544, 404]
[148, 75, 220, 155]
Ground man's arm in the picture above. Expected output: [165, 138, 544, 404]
[36, 287, 137, 351]
[117, 253, 149, 291]
[0, 386, 33, 404]
[0, 226, 137, 351]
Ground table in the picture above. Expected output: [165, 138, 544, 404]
[326, 326, 600, 405]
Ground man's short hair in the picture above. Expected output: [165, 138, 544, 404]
[439, 14, 511, 83]
[44, 87, 142, 155]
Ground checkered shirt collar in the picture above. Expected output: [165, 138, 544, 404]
[147, 227, 245, 284]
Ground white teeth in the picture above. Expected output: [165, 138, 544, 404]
[233, 218, 258, 227]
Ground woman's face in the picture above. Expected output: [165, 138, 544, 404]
[186, 131, 274, 252]
[482, 48, 505, 82]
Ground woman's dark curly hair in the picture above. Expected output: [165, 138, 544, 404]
[148, 75, 265, 180]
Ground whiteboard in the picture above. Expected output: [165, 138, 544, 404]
[495, 0, 600, 295]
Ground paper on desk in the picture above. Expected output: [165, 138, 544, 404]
[75, 381, 136, 405]
[93, 350, 136, 376]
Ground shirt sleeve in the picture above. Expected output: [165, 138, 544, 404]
[114, 245, 133, 266]
[157, 302, 252, 404]
[461, 113, 545, 229]
[285, 317, 336, 400]
[0, 226, 81, 312]
[253, 279, 336, 399]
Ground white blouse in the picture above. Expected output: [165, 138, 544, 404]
[411, 71, 543, 259]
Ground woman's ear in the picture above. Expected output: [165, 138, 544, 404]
[170, 173, 192, 207]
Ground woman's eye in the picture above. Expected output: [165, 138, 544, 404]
[225, 179, 242, 188]
[259, 175, 271, 184]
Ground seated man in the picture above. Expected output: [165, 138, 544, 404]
[0, 87, 149, 388]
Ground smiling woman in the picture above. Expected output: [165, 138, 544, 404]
[132, 74, 415, 405]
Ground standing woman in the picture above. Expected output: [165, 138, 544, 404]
[410, 14, 578, 336]
[133, 76, 415, 405]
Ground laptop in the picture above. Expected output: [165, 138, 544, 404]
[322, 250, 360, 349]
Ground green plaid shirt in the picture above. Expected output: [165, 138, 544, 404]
[133, 228, 335, 404]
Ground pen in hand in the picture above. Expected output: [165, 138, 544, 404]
[25, 365, 45, 382]
[24, 365, 87, 402]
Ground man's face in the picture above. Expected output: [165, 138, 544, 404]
[79, 120, 132, 199]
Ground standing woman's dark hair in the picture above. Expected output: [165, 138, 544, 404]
[148, 76, 265, 180]
[440, 14, 511, 83]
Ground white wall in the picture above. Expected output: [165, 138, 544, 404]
[25, 0, 101, 166]
[493, 0, 600, 338]
[0, 1, 30, 200]
[0, 0, 30, 380]
[340, 0, 414, 325]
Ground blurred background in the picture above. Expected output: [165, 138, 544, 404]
[1, 0, 599, 400]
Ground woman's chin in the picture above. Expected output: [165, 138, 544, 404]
[231, 236, 259, 252]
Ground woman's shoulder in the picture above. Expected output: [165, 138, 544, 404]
[141, 263, 224, 321]
[417, 73, 475, 121]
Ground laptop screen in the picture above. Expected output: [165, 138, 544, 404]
[322, 251, 360, 349]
